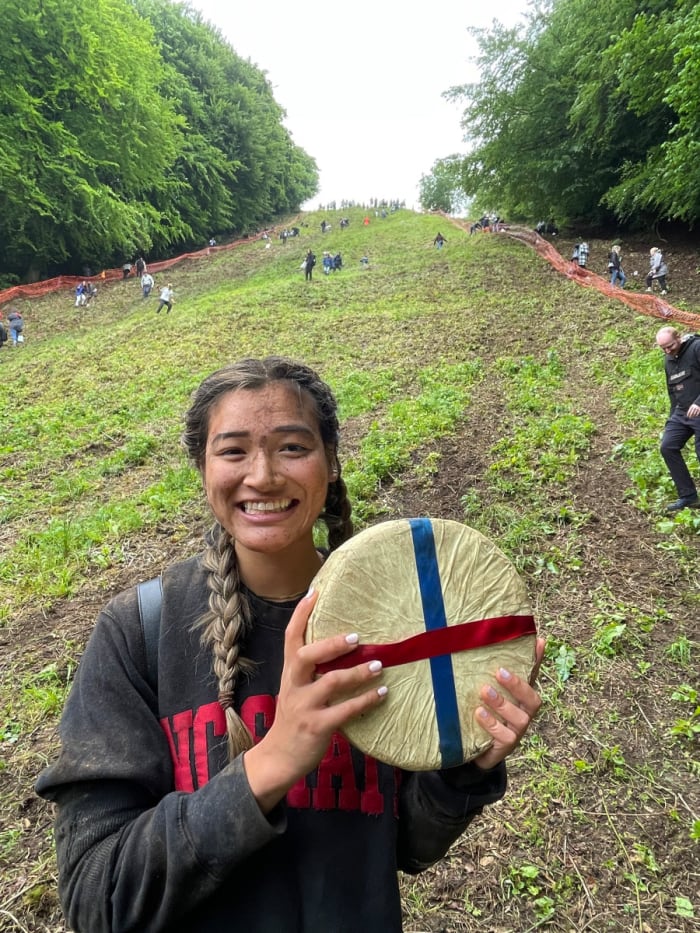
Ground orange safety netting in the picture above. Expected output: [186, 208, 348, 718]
[451, 219, 700, 330]
[0, 232, 267, 308]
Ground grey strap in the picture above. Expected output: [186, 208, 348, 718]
[136, 576, 163, 691]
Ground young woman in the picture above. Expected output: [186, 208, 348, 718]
[37, 357, 544, 933]
[608, 244, 626, 288]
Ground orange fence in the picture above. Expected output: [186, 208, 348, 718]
[0, 232, 266, 307]
[452, 218, 700, 330]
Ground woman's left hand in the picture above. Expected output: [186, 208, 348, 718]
[472, 637, 545, 771]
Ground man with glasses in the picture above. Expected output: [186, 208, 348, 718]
[656, 326, 700, 511]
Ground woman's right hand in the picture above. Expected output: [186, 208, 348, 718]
[242, 589, 388, 813]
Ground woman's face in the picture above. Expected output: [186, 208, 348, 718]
[202, 383, 333, 558]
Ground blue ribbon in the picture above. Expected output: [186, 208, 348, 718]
[408, 518, 463, 767]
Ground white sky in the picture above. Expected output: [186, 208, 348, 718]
[188, 0, 530, 210]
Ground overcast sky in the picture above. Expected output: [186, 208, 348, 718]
[187, 0, 530, 210]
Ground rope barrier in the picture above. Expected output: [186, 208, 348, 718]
[450, 218, 700, 330]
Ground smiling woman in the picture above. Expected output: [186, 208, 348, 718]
[36, 356, 543, 933]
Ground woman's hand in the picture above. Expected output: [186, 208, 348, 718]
[243, 589, 388, 812]
[472, 637, 545, 772]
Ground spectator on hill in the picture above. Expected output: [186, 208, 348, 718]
[156, 283, 174, 314]
[84, 283, 98, 306]
[303, 249, 316, 282]
[573, 242, 589, 268]
[646, 248, 669, 295]
[135, 256, 146, 277]
[141, 271, 154, 299]
[122, 261, 133, 279]
[36, 355, 544, 933]
[608, 244, 626, 288]
[322, 251, 334, 275]
[655, 327, 700, 512]
[433, 233, 447, 250]
[7, 309, 24, 346]
[75, 281, 87, 307]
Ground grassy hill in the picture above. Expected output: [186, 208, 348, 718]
[1, 208, 698, 932]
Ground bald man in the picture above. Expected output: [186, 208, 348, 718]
[656, 326, 700, 511]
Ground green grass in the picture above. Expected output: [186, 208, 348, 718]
[1, 208, 699, 933]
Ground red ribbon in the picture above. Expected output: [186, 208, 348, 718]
[315, 614, 536, 674]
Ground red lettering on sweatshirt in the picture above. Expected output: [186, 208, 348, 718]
[161, 709, 195, 792]
[162, 695, 393, 816]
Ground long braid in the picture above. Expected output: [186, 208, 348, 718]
[199, 522, 255, 759]
[322, 472, 353, 551]
[183, 357, 354, 762]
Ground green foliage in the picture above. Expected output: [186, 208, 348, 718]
[0, 0, 318, 279]
[444, 0, 700, 227]
[418, 156, 471, 214]
[0, 0, 184, 274]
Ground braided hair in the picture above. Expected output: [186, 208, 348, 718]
[182, 357, 353, 760]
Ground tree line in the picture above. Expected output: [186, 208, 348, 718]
[0, 0, 318, 283]
[419, 0, 699, 230]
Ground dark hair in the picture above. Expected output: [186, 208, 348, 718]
[183, 357, 353, 759]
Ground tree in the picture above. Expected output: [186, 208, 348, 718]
[132, 0, 318, 238]
[419, 157, 470, 214]
[444, 0, 698, 229]
[0, 0, 184, 277]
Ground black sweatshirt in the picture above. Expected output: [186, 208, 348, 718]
[36, 554, 506, 933]
[664, 334, 700, 413]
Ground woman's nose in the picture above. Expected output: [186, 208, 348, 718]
[246, 451, 280, 487]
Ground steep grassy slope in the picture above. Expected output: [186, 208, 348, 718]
[1, 208, 698, 932]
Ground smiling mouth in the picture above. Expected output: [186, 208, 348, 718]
[241, 499, 294, 513]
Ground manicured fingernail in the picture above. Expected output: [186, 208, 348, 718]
[377, 685, 388, 697]
[368, 660, 382, 673]
[345, 633, 359, 645]
[499, 668, 512, 680]
[486, 686, 498, 700]
[478, 707, 489, 719]
[306, 586, 315, 598]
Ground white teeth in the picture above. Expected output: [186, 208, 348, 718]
[243, 500, 291, 513]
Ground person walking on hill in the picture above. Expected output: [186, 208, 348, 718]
[574, 241, 589, 268]
[646, 248, 669, 295]
[303, 249, 316, 282]
[7, 308, 24, 346]
[141, 271, 155, 299]
[433, 232, 447, 250]
[655, 326, 700, 511]
[36, 356, 544, 933]
[74, 281, 87, 307]
[156, 283, 175, 314]
[608, 244, 626, 288]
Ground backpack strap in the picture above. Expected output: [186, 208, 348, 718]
[137, 576, 163, 691]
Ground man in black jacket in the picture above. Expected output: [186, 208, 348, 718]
[656, 327, 700, 511]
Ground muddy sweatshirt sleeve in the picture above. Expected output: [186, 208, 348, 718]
[35, 606, 285, 933]
[396, 761, 506, 873]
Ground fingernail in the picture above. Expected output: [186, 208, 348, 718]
[478, 707, 489, 719]
[377, 685, 388, 697]
[486, 686, 498, 700]
[345, 633, 359, 645]
[306, 586, 315, 598]
[499, 668, 512, 680]
[368, 660, 382, 673]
